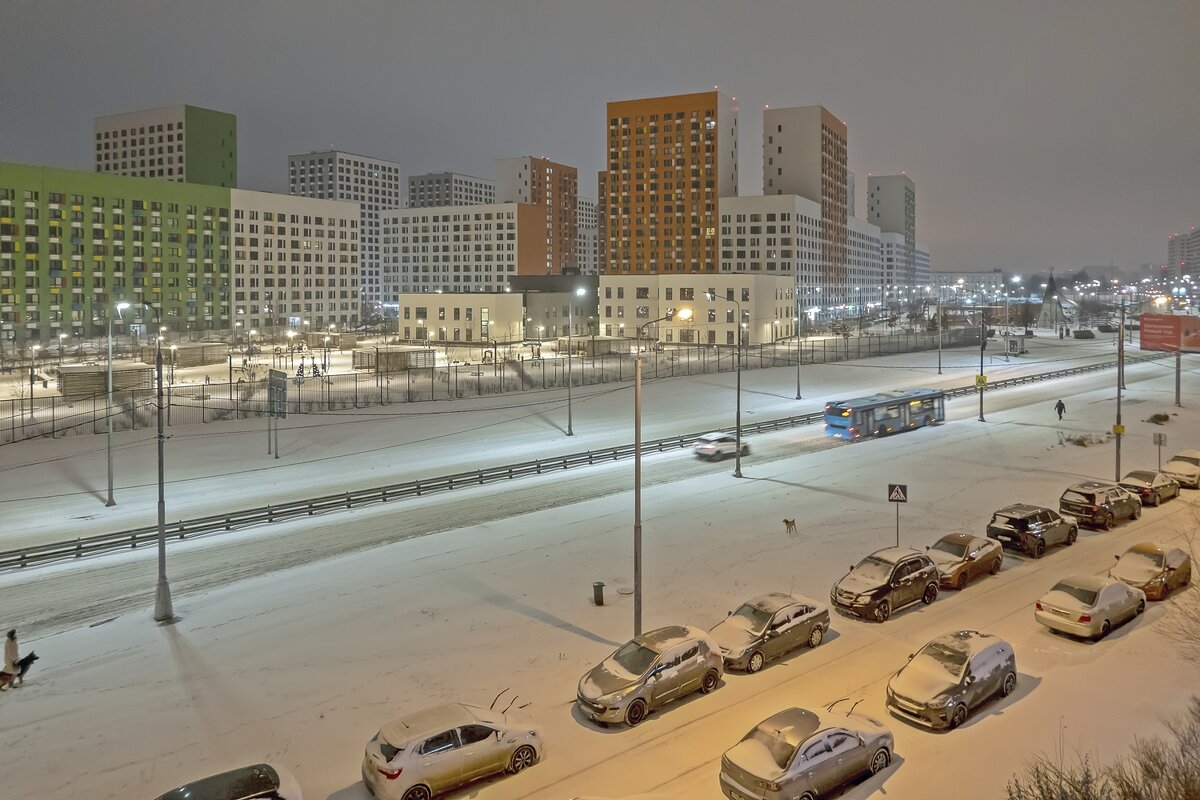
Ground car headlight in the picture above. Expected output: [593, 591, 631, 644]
[725, 646, 747, 659]
[931, 694, 957, 708]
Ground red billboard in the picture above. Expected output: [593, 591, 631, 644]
[1140, 314, 1200, 352]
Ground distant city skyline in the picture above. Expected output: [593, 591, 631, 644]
[2, 0, 1196, 272]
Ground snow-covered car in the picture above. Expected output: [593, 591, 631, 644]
[986, 504, 1077, 558]
[719, 707, 893, 800]
[831, 547, 939, 623]
[693, 432, 750, 461]
[576, 625, 723, 727]
[569, 796, 673, 800]
[886, 630, 1017, 730]
[925, 533, 1003, 590]
[1034, 574, 1145, 640]
[362, 703, 543, 800]
[1119, 470, 1181, 506]
[1110, 542, 1193, 601]
[1059, 481, 1141, 530]
[709, 593, 830, 673]
[1163, 450, 1200, 489]
[153, 763, 301, 800]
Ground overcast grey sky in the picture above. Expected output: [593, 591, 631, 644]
[2, 0, 1197, 271]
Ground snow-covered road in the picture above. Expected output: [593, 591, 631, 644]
[0, 340, 1195, 800]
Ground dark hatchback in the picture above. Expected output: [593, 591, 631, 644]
[986, 504, 1078, 558]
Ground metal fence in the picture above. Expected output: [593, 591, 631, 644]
[0, 328, 979, 445]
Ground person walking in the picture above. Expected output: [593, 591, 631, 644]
[1055, 399, 1066, 420]
[1, 629, 18, 691]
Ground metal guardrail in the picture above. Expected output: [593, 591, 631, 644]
[0, 353, 1164, 571]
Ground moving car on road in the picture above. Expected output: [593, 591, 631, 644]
[709, 593, 830, 673]
[1111, 543, 1193, 600]
[362, 703, 543, 800]
[577, 625, 723, 727]
[986, 504, 1077, 558]
[1119, 471, 1181, 506]
[1163, 450, 1200, 489]
[693, 432, 750, 461]
[1034, 574, 1146, 640]
[886, 630, 1017, 730]
[1059, 481, 1141, 530]
[831, 547, 939, 623]
[719, 707, 893, 800]
[926, 533, 1004, 589]
[153, 763, 302, 800]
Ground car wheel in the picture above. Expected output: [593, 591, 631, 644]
[799, 794, 817, 800]
[923, 583, 939, 604]
[874, 600, 891, 623]
[808, 625, 824, 648]
[1066, 527, 1078, 546]
[956, 571, 969, 591]
[624, 698, 647, 727]
[1133, 505, 1142, 520]
[949, 704, 968, 729]
[876, 426, 887, 438]
[746, 651, 765, 674]
[870, 747, 891, 774]
[1137, 599, 1146, 615]
[508, 745, 538, 774]
[1153, 492, 1162, 507]
[1098, 620, 1112, 639]
[402, 786, 433, 800]
[1000, 671, 1017, 698]
[1033, 539, 1046, 559]
[989, 556, 1003, 575]
[700, 668, 720, 694]
[1103, 512, 1115, 531]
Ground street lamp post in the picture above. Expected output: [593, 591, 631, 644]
[566, 286, 586, 436]
[106, 301, 130, 507]
[58, 333, 67, 366]
[978, 310, 986, 422]
[323, 336, 330, 372]
[795, 303, 802, 400]
[633, 307, 691, 636]
[1116, 301, 1125, 481]
[706, 292, 745, 478]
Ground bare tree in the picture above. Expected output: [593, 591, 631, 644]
[1159, 528, 1200, 664]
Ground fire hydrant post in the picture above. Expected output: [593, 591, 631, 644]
[592, 581, 605, 606]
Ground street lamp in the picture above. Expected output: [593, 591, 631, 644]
[286, 330, 296, 367]
[566, 286, 586, 436]
[633, 306, 692, 636]
[794, 309, 802, 400]
[140, 301, 175, 622]
[705, 291, 745, 479]
[106, 301, 130, 507]
[58, 333, 67, 366]
[323, 336, 330, 371]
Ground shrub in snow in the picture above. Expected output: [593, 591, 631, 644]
[1147, 413, 1170, 425]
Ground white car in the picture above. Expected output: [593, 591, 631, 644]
[693, 432, 750, 461]
[1034, 574, 1146, 640]
[1163, 450, 1200, 489]
[362, 703, 543, 800]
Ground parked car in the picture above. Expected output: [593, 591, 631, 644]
[1059, 481, 1141, 529]
[1111, 543, 1193, 600]
[1119, 470, 1181, 506]
[709, 593, 830, 673]
[361, 703, 543, 800]
[1096, 322, 1119, 333]
[153, 764, 301, 800]
[1073, 329, 1097, 339]
[576, 625, 723, 727]
[693, 432, 750, 461]
[719, 707, 893, 800]
[886, 630, 1017, 730]
[1034, 574, 1146, 640]
[831, 547, 939, 623]
[986, 504, 1078, 558]
[926, 533, 1004, 590]
[1163, 450, 1200, 489]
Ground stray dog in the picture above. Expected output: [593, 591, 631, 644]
[783, 519, 797, 534]
[0, 651, 38, 690]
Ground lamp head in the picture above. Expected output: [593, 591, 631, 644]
[704, 291, 716, 301]
[116, 302, 130, 311]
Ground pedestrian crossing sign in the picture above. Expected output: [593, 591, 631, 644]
[888, 484, 908, 503]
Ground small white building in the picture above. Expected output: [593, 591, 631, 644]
[395, 291, 525, 343]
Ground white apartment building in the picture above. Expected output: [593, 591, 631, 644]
[598, 274, 796, 345]
[881, 232, 934, 306]
[395, 291, 524, 344]
[846, 216, 884, 316]
[229, 189, 361, 332]
[915, 242, 931, 289]
[868, 174, 917, 293]
[288, 150, 404, 308]
[577, 196, 598, 274]
[407, 172, 495, 208]
[381, 202, 545, 297]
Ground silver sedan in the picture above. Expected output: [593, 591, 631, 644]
[1034, 574, 1146, 640]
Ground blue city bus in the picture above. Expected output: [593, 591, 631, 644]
[824, 388, 946, 441]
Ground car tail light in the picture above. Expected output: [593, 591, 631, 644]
[377, 767, 403, 781]
[1078, 614, 1092, 623]
[1035, 602, 1043, 610]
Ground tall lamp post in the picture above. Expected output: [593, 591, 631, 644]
[566, 286, 586, 436]
[106, 301, 131, 507]
[795, 302, 803, 400]
[705, 291, 745, 478]
[633, 307, 691, 636]
[58, 333, 67, 366]
[978, 309, 987, 422]
[141, 301, 175, 622]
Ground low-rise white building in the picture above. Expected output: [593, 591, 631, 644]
[395, 291, 524, 343]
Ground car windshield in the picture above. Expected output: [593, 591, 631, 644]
[913, 639, 970, 679]
[932, 539, 968, 558]
[992, 514, 1028, 531]
[1124, 471, 1154, 483]
[853, 556, 895, 583]
[744, 726, 799, 770]
[610, 641, 660, 676]
[727, 603, 773, 634]
[1051, 581, 1098, 606]
[1118, 549, 1164, 572]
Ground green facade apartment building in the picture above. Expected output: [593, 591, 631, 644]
[0, 162, 232, 348]
[94, 104, 237, 188]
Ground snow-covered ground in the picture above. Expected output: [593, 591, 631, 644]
[0, 338, 1195, 800]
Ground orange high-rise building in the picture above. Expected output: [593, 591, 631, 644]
[496, 156, 578, 274]
[602, 91, 739, 274]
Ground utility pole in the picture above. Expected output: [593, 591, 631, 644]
[978, 311, 986, 422]
[1115, 303, 1124, 482]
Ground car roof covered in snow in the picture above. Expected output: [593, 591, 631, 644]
[922, 630, 1001, 659]
[868, 546, 923, 564]
[744, 593, 822, 614]
[380, 703, 496, 744]
[750, 707, 821, 745]
[994, 503, 1053, 519]
[637, 624, 708, 650]
[1055, 573, 1110, 592]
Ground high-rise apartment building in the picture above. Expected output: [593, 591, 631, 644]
[1167, 227, 1200, 279]
[597, 171, 609, 273]
[763, 106, 848, 310]
[495, 156, 579, 274]
[94, 105, 237, 187]
[577, 197, 598, 275]
[868, 174, 916, 303]
[287, 150, 403, 308]
[602, 91, 739, 275]
[407, 172, 495, 208]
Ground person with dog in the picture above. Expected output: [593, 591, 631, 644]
[1, 629, 18, 691]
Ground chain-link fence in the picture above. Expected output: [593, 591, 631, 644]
[0, 328, 979, 445]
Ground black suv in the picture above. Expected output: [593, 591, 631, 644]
[986, 504, 1077, 558]
[1060, 481, 1141, 530]
[831, 547, 939, 623]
